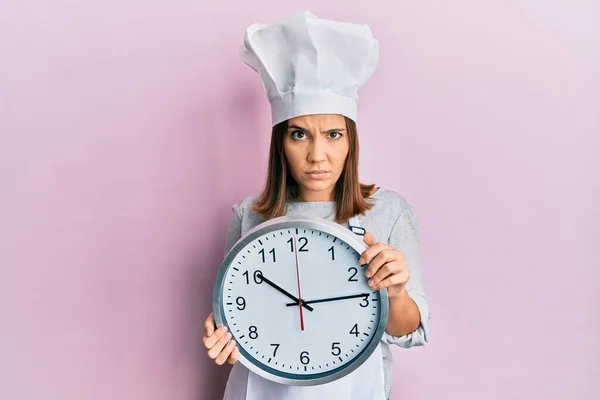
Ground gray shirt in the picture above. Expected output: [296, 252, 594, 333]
[223, 187, 430, 397]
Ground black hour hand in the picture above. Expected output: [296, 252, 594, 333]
[257, 272, 314, 312]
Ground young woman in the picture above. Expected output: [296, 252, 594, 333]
[203, 11, 430, 400]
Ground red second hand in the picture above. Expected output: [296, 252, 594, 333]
[293, 236, 304, 331]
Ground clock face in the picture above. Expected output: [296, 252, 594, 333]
[213, 217, 388, 386]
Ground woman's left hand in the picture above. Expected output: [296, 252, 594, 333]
[359, 232, 410, 297]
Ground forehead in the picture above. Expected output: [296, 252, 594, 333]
[287, 114, 346, 129]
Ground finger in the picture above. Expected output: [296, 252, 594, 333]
[203, 325, 227, 349]
[363, 232, 376, 246]
[215, 339, 237, 365]
[376, 271, 410, 290]
[207, 332, 232, 360]
[204, 312, 216, 337]
[228, 345, 240, 364]
[359, 232, 378, 264]
[370, 268, 398, 290]
[359, 242, 391, 266]
[365, 249, 399, 279]
[368, 266, 395, 289]
[379, 266, 410, 289]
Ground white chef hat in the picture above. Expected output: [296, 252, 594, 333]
[239, 10, 379, 126]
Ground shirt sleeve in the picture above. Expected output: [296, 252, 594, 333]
[381, 206, 430, 348]
[224, 204, 243, 257]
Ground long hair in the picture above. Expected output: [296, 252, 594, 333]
[251, 116, 376, 223]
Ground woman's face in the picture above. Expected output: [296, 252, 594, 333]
[283, 114, 349, 202]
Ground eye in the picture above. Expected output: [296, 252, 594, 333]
[328, 131, 343, 139]
[291, 130, 307, 140]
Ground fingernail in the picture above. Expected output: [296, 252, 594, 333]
[219, 326, 227, 333]
[226, 333, 232, 340]
[365, 271, 372, 278]
[229, 340, 236, 347]
[368, 279, 374, 286]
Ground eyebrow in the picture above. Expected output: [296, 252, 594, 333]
[287, 124, 346, 133]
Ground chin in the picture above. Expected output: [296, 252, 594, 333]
[301, 179, 335, 193]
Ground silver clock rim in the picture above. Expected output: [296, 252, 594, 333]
[212, 215, 390, 386]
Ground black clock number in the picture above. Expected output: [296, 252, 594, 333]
[287, 237, 309, 252]
[300, 351, 310, 365]
[259, 248, 276, 263]
[331, 342, 341, 356]
[249, 326, 259, 340]
[236, 296, 246, 310]
[299, 237, 308, 252]
[348, 267, 358, 282]
[350, 323, 359, 337]
[328, 246, 335, 261]
[359, 294, 369, 308]
[270, 343, 280, 357]
[243, 270, 263, 285]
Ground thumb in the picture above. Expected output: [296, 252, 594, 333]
[363, 231, 376, 246]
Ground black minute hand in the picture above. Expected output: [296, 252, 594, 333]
[257, 272, 314, 312]
[285, 293, 369, 307]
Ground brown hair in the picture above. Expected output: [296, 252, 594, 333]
[251, 116, 376, 223]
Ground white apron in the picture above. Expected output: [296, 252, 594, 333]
[223, 216, 387, 400]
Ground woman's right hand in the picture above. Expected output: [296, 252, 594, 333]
[203, 312, 239, 365]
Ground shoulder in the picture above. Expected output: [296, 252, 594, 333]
[229, 193, 266, 228]
[366, 187, 420, 244]
[370, 187, 414, 217]
[234, 194, 260, 215]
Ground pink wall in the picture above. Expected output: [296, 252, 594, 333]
[1, 1, 598, 399]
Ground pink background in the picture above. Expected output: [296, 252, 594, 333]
[1, 1, 598, 399]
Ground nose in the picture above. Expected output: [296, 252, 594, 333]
[307, 136, 327, 163]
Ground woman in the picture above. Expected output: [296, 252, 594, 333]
[203, 11, 430, 400]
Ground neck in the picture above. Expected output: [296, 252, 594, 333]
[297, 188, 334, 202]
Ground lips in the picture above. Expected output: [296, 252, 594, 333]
[305, 170, 330, 180]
